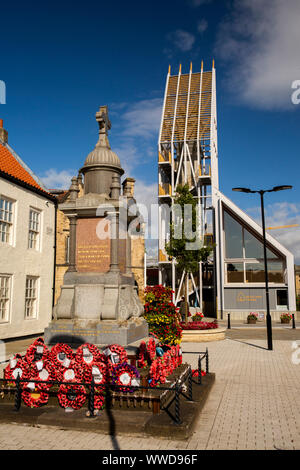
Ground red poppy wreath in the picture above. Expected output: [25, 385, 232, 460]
[75, 343, 103, 367]
[22, 385, 49, 408]
[103, 344, 128, 366]
[146, 338, 156, 362]
[58, 384, 87, 410]
[149, 358, 167, 387]
[26, 359, 56, 391]
[4, 354, 28, 385]
[24, 337, 50, 364]
[83, 361, 108, 390]
[49, 343, 74, 371]
[111, 363, 141, 393]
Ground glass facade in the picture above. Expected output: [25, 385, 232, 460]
[224, 210, 285, 284]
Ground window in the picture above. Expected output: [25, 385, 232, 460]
[0, 275, 11, 322]
[276, 289, 288, 310]
[28, 209, 40, 250]
[226, 263, 244, 283]
[0, 196, 13, 244]
[224, 211, 243, 258]
[25, 276, 38, 319]
[224, 210, 285, 284]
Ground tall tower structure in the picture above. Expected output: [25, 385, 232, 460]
[158, 62, 219, 314]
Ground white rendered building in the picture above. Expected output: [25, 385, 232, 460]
[158, 64, 296, 320]
[0, 121, 56, 339]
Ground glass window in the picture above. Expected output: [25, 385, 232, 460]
[25, 276, 38, 319]
[268, 262, 284, 283]
[245, 262, 265, 283]
[28, 209, 40, 250]
[0, 196, 13, 244]
[226, 263, 244, 283]
[0, 275, 11, 322]
[277, 289, 288, 307]
[244, 229, 263, 259]
[224, 211, 243, 258]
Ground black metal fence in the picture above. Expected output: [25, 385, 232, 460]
[0, 348, 209, 426]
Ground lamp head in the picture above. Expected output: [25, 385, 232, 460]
[271, 185, 293, 192]
[232, 187, 252, 193]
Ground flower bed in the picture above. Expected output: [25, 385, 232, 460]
[143, 285, 182, 345]
[180, 321, 218, 330]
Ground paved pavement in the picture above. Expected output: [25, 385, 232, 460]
[1, 330, 300, 450]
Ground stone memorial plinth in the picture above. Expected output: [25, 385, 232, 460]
[45, 106, 148, 346]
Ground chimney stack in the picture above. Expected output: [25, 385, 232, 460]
[122, 177, 135, 197]
[0, 120, 8, 144]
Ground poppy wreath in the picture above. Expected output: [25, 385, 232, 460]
[57, 359, 84, 384]
[75, 343, 103, 367]
[22, 386, 49, 408]
[93, 392, 105, 411]
[4, 354, 28, 386]
[58, 384, 87, 410]
[146, 338, 156, 363]
[26, 359, 56, 391]
[111, 363, 141, 393]
[49, 343, 74, 371]
[149, 358, 167, 387]
[24, 337, 50, 364]
[176, 345, 183, 366]
[168, 346, 177, 369]
[83, 361, 108, 391]
[162, 352, 173, 377]
[103, 344, 128, 367]
[137, 341, 147, 368]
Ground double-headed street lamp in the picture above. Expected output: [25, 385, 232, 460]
[232, 185, 293, 351]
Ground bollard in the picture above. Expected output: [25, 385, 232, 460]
[227, 313, 231, 329]
[292, 314, 296, 329]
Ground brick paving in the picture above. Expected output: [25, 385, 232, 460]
[1, 332, 300, 450]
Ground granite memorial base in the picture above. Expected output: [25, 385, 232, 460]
[44, 317, 149, 347]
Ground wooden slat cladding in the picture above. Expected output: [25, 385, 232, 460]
[160, 71, 212, 143]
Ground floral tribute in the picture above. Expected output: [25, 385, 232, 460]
[111, 363, 141, 393]
[24, 337, 50, 364]
[2, 331, 187, 409]
[4, 353, 28, 385]
[143, 285, 182, 346]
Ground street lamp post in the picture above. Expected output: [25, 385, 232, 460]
[232, 185, 293, 351]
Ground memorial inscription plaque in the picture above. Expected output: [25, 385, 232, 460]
[76, 218, 110, 272]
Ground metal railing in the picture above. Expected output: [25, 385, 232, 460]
[0, 349, 210, 426]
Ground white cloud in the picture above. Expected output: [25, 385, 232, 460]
[247, 202, 300, 263]
[39, 168, 76, 190]
[215, 0, 300, 110]
[166, 29, 196, 53]
[121, 98, 163, 139]
[197, 19, 208, 34]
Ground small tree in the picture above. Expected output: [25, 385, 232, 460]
[165, 184, 213, 323]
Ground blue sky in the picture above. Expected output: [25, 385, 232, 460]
[1, 0, 300, 261]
